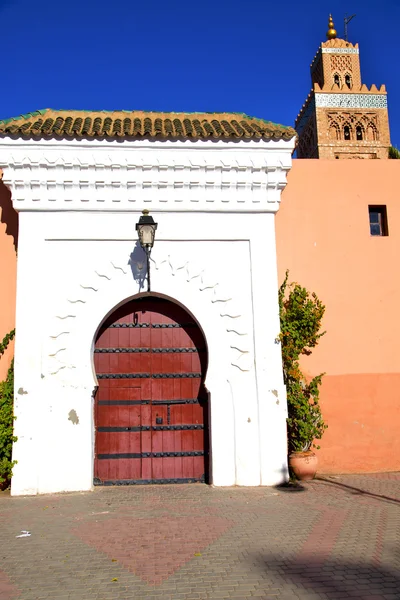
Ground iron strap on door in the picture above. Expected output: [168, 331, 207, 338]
[98, 451, 205, 459]
[98, 398, 202, 406]
[95, 347, 201, 353]
[108, 322, 197, 328]
[94, 476, 206, 486]
[97, 373, 201, 379]
[97, 425, 204, 432]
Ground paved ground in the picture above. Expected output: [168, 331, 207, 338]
[1, 473, 400, 600]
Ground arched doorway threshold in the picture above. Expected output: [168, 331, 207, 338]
[93, 293, 210, 486]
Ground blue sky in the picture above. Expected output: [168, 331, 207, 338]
[0, 0, 399, 147]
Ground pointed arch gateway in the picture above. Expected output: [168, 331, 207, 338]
[93, 294, 210, 485]
[45, 251, 255, 490]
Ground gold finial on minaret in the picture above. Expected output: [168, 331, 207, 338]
[326, 14, 337, 39]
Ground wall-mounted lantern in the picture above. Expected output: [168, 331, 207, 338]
[135, 209, 158, 292]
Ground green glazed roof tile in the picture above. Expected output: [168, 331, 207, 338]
[0, 109, 296, 141]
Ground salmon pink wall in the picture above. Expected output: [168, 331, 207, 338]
[276, 160, 400, 474]
[0, 180, 17, 380]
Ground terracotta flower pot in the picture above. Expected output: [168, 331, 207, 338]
[288, 451, 318, 481]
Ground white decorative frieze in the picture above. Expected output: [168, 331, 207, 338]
[0, 143, 293, 212]
[315, 93, 387, 109]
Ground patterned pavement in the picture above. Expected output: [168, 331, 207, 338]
[0, 473, 400, 599]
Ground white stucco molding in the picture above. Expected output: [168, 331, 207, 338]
[0, 137, 295, 212]
[44, 252, 252, 391]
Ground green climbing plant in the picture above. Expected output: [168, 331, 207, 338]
[389, 146, 400, 159]
[0, 329, 15, 356]
[278, 272, 327, 453]
[0, 329, 16, 485]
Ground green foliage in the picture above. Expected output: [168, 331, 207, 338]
[389, 146, 400, 159]
[278, 271, 327, 452]
[0, 329, 15, 357]
[0, 330, 16, 485]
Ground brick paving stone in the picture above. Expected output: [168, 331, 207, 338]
[1, 474, 400, 599]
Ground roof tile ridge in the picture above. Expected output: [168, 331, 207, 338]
[0, 108, 48, 125]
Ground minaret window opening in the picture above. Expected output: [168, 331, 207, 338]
[345, 74, 352, 89]
[356, 125, 363, 141]
[333, 73, 341, 87]
[344, 125, 351, 140]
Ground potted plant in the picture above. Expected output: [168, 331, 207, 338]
[278, 271, 327, 480]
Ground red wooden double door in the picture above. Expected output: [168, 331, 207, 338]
[94, 296, 209, 485]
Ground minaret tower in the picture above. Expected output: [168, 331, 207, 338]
[295, 15, 391, 159]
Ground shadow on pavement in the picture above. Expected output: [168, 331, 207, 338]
[275, 481, 307, 493]
[253, 553, 400, 599]
[317, 476, 400, 506]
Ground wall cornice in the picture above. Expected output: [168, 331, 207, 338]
[0, 138, 294, 213]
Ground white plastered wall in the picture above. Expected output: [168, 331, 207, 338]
[0, 135, 294, 495]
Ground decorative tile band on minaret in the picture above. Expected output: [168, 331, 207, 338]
[315, 94, 388, 109]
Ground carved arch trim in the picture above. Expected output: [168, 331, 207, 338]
[45, 254, 253, 388]
[329, 121, 341, 141]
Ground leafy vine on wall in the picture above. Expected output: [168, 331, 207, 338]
[0, 329, 16, 486]
[278, 272, 327, 453]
